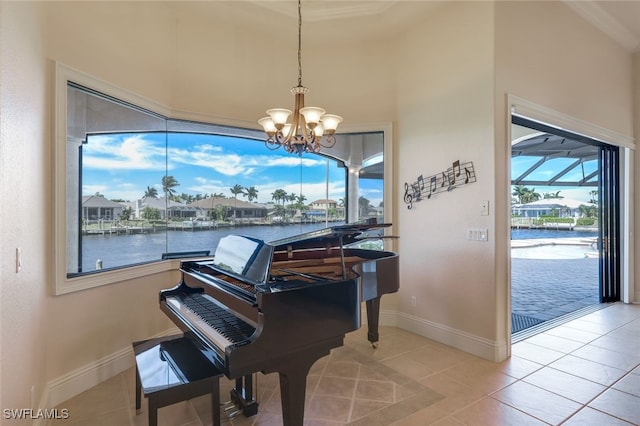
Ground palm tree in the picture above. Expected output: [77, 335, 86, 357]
[286, 193, 298, 217]
[512, 185, 540, 204]
[543, 191, 562, 199]
[512, 185, 528, 204]
[161, 176, 179, 198]
[522, 187, 541, 204]
[144, 186, 158, 199]
[295, 194, 307, 212]
[179, 192, 194, 204]
[230, 184, 244, 218]
[271, 189, 288, 219]
[230, 184, 244, 201]
[271, 189, 287, 206]
[579, 203, 598, 218]
[244, 186, 259, 203]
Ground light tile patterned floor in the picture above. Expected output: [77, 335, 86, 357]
[50, 302, 640, 425]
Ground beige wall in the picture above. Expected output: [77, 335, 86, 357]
[395, 2, 497, 341]
[495, 1, 633, 136]
[0, 0, 636, 414]
[494, 0, 635, 340]
[1, 1, 50, 413]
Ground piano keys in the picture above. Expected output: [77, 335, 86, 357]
[159, 220, 399, 425]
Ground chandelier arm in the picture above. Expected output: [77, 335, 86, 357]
[288, 112, 300, 146]
[316, 135, 337, 149]
[265, 139, 282, 150]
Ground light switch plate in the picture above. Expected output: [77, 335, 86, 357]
[480, 200, 489, 216]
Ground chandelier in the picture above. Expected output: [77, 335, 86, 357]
[258, 0, 342, 155]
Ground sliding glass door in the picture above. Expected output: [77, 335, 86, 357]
[599, 145, 620, 302]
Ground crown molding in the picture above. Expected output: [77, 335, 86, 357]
[563, 0, 640, 52]
[249, 1, 398, 22]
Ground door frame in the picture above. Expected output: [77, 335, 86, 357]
[506, 95, 635, 345]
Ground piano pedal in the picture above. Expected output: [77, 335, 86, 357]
[223, 404, 237, 412]
[228, 409, 242, 419]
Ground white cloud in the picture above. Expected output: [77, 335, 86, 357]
[189, 177, 232, 196]
[86, 135, 327, 177]
[84, 135, 165, 170]
[168, 145, 325, 176]
[82, 184, 110, 196]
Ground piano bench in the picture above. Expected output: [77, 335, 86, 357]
[133, 335, 223, 426]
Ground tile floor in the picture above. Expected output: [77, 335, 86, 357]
[50, 302, 640, 425]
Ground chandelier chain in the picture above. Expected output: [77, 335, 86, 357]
[297, 0, 303, 87]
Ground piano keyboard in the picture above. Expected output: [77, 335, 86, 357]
[166, 293, 256, 351]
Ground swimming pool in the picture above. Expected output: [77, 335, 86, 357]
[511, 228, 598, 240]
[511, 243, 598, 260]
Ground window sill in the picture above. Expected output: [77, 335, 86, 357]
[55, 260, 179, 295]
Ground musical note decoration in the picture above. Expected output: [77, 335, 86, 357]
[403, 160, 476, 209]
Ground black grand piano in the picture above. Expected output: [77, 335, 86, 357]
[159, 220, 398, 425]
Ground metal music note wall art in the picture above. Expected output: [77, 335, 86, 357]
[403, 160, 476, 209]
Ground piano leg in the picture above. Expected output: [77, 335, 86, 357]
[266, 338, 343, 426]
[277, 361, 315, 426]
[366, 297, 381, 348]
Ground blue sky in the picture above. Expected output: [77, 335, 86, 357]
[511, 155, 598, 203]
[82, 132, 383, 206]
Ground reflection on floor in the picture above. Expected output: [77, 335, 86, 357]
[50, 302, 640, 425]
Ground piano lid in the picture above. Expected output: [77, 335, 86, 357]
[269, 219, 391, 251]
[194, 220, 389, 286]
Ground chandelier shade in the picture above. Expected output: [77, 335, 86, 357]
[258, 0, 342, 155]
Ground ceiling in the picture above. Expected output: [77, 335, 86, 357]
[165, 1, 640, 51]
[511, 131, 600, 187]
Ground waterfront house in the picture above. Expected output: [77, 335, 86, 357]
[190, 196, 267, 222]
[309, 199, 338, 211]
[82, 195, 123, 222]
[512, 198, 596, 219]
[123, 196, 202, 221]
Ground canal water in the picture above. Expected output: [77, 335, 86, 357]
[81, 222, 337, 272]
[83, 225, 599, 272]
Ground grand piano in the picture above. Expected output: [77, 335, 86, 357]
[159, 220, 398, 425]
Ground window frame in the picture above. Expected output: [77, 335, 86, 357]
[53, 63, 394, 295]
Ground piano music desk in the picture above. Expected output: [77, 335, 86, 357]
[133, 335, 223, 426]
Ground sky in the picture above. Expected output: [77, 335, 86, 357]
[82, 132, 383, 207]
[511, 155, 598, 203]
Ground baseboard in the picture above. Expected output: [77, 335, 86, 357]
[361, 307, 398, 327]
[43, 327, 181, 411]
[379, 309, 398, 327]
[47, 345, 133, 409]
[395, 312, 507, 361]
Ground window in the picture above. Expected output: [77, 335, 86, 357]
[54, 64, 392, 294]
